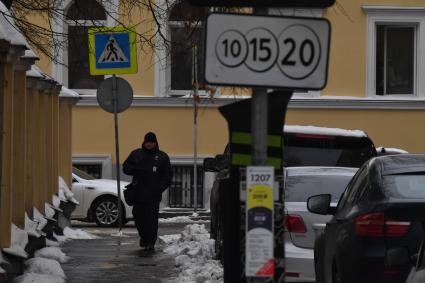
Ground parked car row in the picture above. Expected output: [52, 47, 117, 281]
[205, 124, 424, 283]
[309, 154, 425, 283]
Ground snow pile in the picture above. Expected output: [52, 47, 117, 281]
[34, 247, 70, 263]
[63, 227, 98, 239]
[21, 258, 65, 280]
[160, 224, 223, 283]
[25, 213, 41, 238]
[159, 216, 209, 224]
[3, 224, 28, 258]
[33, 208, 48, 232]
[58, 176, 79, 204]
[14, 273, 64, 283]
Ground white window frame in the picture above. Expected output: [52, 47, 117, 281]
[72, 154, 113, 179]
[364, 6, 425, 98]
[155, 0, 210, 97]
[51, 0, 118, 94]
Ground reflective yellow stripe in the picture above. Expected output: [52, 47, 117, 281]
[232, 153, 282, 169]
[267, 135, 282, 148]
[266, 157, 282, 169]
[231, 132, 281, 147]
[232, 132, 251, 145]
[232, 153, 251, 166]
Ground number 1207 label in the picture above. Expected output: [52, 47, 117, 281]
[205, 13, 330, 90]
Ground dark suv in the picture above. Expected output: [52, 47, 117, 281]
[204, 125, 377, 262]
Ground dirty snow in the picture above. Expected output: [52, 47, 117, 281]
[34, 247, 69, 264]
[63, 227, 98, 239]
[159, 216, 209, 224]
[160, 224, 223, 283]
[14, 273, 64, 283]
[3, 224, 28, 258]
[25, 213, 41, 238]
[24, 257, 65, 279]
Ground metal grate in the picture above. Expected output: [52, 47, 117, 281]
[169, 165, 204, 208]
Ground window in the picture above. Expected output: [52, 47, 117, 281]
[66, 0, 106, 89]
[167, 1, 208, 95]
[169, 165, 204, 208]
[376, 25, 415, 95]
[364, 7, 425, 97]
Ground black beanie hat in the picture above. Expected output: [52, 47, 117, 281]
[144, 132, 157, 143]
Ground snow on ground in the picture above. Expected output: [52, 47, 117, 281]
[63, 227, 98, 239]
[34, 247, 70, 264]
[14, 273, 64, 283]
[159, 216, 209, 224]
[14, 227, 97, 283]
[160, 224, 223, 283]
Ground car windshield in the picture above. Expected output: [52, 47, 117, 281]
[72, 167, 96, 180]
[285, 174, 353, 202]
[383, 173, 425, 199]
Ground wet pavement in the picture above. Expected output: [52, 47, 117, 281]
[62, 222, 194, 283]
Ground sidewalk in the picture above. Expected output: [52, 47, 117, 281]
[61, 231, 179, 283]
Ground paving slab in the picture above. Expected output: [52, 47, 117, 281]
[62, 226, 181, 283]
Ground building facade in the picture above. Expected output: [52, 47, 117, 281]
[36, 0, 425, 211]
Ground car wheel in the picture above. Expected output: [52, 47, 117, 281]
[215, 215, 224, 263]
[93, 196, 123, 227]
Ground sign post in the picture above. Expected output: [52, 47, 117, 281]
[89, 27, 138, 233]
[204, 9, 332, 282]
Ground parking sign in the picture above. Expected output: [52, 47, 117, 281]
[204, 13, 330, 90]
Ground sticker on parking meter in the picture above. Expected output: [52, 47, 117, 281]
[246, 166, 274, 277]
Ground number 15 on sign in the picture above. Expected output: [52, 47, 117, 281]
[205, 13, 330, 90]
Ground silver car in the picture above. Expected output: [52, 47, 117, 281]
[284, 166, 357, 282]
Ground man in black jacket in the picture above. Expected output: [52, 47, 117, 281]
[123, 132, 172, 250]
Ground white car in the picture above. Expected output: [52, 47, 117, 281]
[71, 167, 133, 227]
[284, 167, 357, 282]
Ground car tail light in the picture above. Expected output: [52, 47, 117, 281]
[355, 213, 410, 237]
[385, 221, 410, 237]
[284, 214, 307, 233]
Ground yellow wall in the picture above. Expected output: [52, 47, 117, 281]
[322, 0, 425, 97]
[72, 105, 425, 158]
[72, 106, 229, 160]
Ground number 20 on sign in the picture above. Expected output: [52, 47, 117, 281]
[205, 13, 330, 90]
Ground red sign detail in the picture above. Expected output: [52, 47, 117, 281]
[256, 259, 275, 276]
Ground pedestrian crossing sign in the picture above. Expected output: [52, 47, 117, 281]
[88, 27, 138, 75]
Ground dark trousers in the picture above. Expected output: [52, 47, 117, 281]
[132, 202, 160, 246]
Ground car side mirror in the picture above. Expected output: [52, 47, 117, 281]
[72, 178, 78, 183]
[203, 157, 218, 172]
[307, 194, 333, 215]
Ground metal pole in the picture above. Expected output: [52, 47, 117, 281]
[112, 74, 123, 232]
[193, 44, 198, 214]
[249, 7, 269, 283]
[251, 7, 269, 167]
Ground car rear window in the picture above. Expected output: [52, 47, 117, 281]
[384, 174, 425, 199]
[283, 135, 376, 168]
[285, 175, 353, 202]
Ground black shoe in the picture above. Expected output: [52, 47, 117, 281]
[146, 245, 155, 251]
[139, 239, 146, 248]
